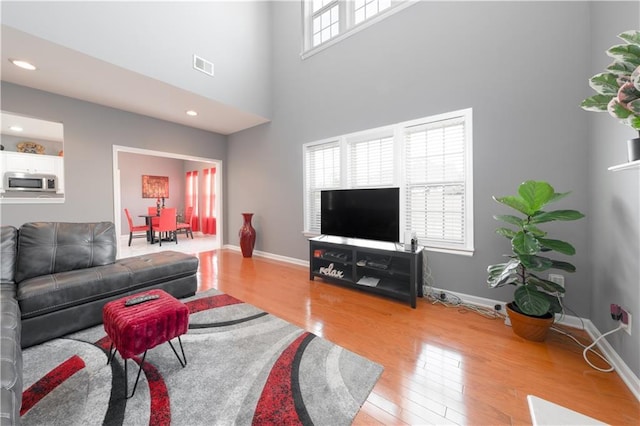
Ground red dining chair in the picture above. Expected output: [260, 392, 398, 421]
[177, 206, 194, 239]
[124, 208, 148, 246]
[156, 207, 178, 247]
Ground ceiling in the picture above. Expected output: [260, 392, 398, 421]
[1, 111, 63, 142]
[1, 26, 270, 136]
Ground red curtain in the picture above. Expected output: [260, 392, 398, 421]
[201, 167, 216, 235]
[185, 171, 199, 232]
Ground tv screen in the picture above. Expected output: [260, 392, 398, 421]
[321, 188, 399, 242]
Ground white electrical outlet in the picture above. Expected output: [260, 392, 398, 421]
[548, 274, 565, 297]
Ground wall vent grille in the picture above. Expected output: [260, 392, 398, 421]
[193, 54, 214, 76]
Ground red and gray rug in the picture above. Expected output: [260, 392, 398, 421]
[21, 289, 383, 425]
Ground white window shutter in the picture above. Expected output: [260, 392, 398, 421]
[404, 117, 467, 246]
[305, 141, 341, 233]
[347, 136, 394, 188]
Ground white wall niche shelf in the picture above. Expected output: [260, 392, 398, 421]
[608, 159, 640, 171]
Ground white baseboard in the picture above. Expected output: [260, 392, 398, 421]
[219, 249, 639, 402]
[223, 245, 309, 267]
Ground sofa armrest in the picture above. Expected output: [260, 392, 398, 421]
[1, 226, 17, 284]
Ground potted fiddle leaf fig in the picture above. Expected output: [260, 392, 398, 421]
[581, 30, 640, 161]
[487, 180, 585, 341]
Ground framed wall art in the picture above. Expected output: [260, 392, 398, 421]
[142, 175, 169, 198]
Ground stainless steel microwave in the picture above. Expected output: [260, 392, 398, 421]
[4, 172, 58, 192]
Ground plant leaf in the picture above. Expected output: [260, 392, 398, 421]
[518, 255, 553, 271]
[608, 97, 633, 120]
[537, 238, 576, 255]
[523, 224, 546, 237]
[607, 60, 637, 76]
[496, 227, 516, 238]
[487, 262, 508, 277]
[607, 44, 640, 68]
[550, 260, 576, 272]
[627, 114, 640, 131]
[628, 99, 640, 114]
[589, 72, 621, 95]
[530, 209, 585, 224]
[487, 259, 520, 287]
[581, 94, 613, 111]
[619, 82, 640, 103]
[512, 231, 540, 255]
[494, 214, 523, 227]
[518, 181, 554, 212]
[618, 30, 640, 46]
[528, 275, 566, 294]
[493, 195, 531, 216]
[514, 285, 551, 316]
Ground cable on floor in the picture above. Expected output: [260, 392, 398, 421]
[549, 297, 626, 373]
[551, 324, 624, 373]
[421, 252, 504, 320]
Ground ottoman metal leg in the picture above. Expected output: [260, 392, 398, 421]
[107, 343, 116, 365]
[125, 350, 148, 399]
[168, 336, 187, 368]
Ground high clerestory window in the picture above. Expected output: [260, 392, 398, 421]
[302, 0, 415, 58]
[303, 109, 474, 255]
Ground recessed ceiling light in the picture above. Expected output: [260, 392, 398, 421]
[10, 59, 37, 71]
[186, 110, 198, 117]
[9, 125, 23, 132]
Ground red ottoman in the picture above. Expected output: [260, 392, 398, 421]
[103, 289, 189, 398]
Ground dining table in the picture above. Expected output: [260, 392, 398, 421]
[138, 213, 159, 244]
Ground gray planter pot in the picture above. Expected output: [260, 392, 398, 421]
[628, 137, 640, 162]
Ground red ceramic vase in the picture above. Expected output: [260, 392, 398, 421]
[239, 213, 256, 258]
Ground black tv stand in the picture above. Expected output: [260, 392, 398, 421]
[309, 235, 423, 308]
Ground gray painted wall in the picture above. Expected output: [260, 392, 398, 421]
[588, 3, 640, 378]
[228, 0, 592, 314]
[1, 1, 272, 118]
[0, 82, 227, 227]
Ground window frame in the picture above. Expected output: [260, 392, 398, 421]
[302, 108, 474, 256]
[301, 0, 417, 59]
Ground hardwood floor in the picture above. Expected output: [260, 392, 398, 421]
[196, 249, 639, 425]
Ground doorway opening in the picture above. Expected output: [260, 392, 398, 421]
[112, 145, 223, 257]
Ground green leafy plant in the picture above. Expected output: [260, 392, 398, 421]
[581, 30, 640, 133]
[487, 181, 585, 317]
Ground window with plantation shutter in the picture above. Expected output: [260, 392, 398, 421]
[403, 111, 472, 252]
[304, 141, 341, 233]
[347, 134, 394, 188]
[303, 108, 473, 255]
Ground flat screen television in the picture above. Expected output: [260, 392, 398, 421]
[321, 187, 399, 242]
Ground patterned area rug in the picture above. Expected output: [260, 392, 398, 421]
[21, 290, 383, 425]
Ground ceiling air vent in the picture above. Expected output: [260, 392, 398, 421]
[193, 54, 214, 76]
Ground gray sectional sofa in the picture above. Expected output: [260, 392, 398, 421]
[0, 222, 199, 425]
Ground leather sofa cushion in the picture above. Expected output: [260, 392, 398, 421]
[1, 226, 17, 284]
[116, 251, 199, 287]
[15, 222, 116, 283]
[18, 263, 132, 319]
[18, 251, 198, 319]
